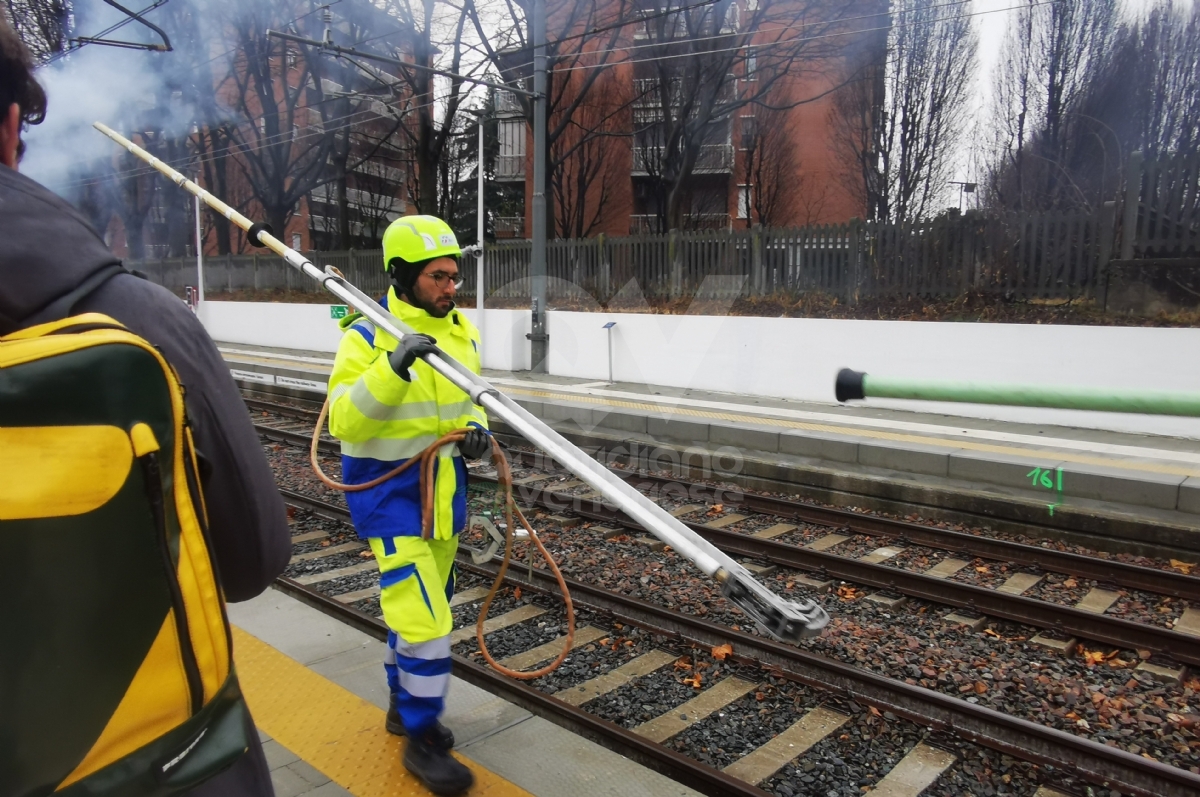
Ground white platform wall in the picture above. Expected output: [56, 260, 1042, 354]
[200, 301, 1200, 438]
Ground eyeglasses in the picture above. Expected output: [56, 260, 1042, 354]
[423, 271, 463, 290]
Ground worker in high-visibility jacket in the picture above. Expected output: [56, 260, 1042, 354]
[328, 215, 488, 796]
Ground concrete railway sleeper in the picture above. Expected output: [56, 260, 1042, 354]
[475, 478, 1200, 669]
[270, 498, 1200, 797]
[251, 408, 1200, 607]
[260, 415, 1200, 665]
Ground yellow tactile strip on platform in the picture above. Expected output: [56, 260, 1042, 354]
[505, 386, 1200, 479]
[232, 627, 532, 797]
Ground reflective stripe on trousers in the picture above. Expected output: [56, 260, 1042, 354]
[385, 632, 452, 735]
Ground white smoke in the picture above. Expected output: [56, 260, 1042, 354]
[20, 0, 197, 197]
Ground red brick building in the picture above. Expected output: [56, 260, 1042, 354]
[495, 0, 884, 239]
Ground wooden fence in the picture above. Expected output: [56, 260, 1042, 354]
[132, 209, 1113, 305]
[479, 210, 1111, 304]
[1123, 152, 1200, 258]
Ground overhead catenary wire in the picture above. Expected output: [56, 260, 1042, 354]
[492, 0, 1056, 81]
[48, 90, 440, 194]
[504, 0, 1060, 76]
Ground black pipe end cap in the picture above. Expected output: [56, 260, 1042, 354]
[835, 368, 866, 403]
[248, 222, 274, 248]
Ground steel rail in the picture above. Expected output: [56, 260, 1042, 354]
[449, 557, 1199, 797]
[487, 442, 1200, 603]
[97, 122, 825, 643]
[258, 417, 1200, 660]
[278, 481, 1200, 692]
[271, 577, 771, 797]
[250, 397, 1200, 602]
[255, 423, 337, 453]
[267, 509, 1200, 797]
[506, 481, 1200, 666]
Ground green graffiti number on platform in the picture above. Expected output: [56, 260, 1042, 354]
[1026, 466, 1064, 516]
[330, 305, 349, 319]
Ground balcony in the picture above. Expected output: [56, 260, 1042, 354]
[494, 90, 524, 116]
[631, 5, 738, 40]
[629, 213, 730, 234]
[632, 77, 736, 109]
[496, 154, 525, 181]
[494, 216, 525, 238]
[632, 143, 733, 175]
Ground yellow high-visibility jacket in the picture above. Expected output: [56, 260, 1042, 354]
[328, 288, 487, 540]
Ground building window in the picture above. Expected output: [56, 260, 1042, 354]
[497, 119, 526, 179]
[292, 232, 302, 250]
[745, 53, 757, 81]
[737, 185, 752, 220]
[739, 115, 757, 150]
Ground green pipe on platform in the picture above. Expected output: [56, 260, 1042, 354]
[834, 369, 1200, 417]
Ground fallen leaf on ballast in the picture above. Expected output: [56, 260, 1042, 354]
[712, 643, 733, 660]
[1170, 559, 1195, 574]
[513, 586, 522, 600]
[358, 550, 374, 559]
[836, 585, 861, 601]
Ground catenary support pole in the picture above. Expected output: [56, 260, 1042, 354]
[477, 120, 485, 322]
[529, 0, 548, 373]
[835, 369, 1200, 417]
[194, 183, 204, 304]
[95, 121, 828, 643]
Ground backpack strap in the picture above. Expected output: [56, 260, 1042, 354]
[22, 263, 129, 329]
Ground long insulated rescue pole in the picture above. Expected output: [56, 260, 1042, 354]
[835, 369, 1200, 417]
[96, 122, 829, 642]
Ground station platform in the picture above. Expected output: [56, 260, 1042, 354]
[221, 341, 1200, 556]
[230, 586, 700, 797]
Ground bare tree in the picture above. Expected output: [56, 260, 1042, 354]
[986, 0, 1120, 211]
[370, 0, 484, 218]
[738, 106, 812, 227]
[550, 79, 627, 238]
[211, 0, 342, 240]
[631, 0, 858, 231]
[1124, 1, 1200, 162]
[464, 0, 639, 238]
[833, 0, 975, 223]
[4, 0, 69, 61]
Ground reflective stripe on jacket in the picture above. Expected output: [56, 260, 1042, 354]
[328, 289, 487, 540]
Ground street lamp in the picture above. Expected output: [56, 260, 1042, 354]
[464, 109, 487, 320]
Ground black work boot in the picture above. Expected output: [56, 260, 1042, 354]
[386, 698, 455, 749]
[403, 729, 474, 795]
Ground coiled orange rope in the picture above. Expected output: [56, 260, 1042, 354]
[309, 393, 575, 679]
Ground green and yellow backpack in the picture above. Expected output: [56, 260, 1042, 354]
[0, 310, 251, 796]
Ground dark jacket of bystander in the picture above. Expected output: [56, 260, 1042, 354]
[0, 163, 291, 796]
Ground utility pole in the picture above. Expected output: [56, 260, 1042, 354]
[477, 119, 485, 319]
[529, 0, 549, 373]
[194, 178, 205, 305]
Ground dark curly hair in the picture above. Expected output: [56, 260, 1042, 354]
[0, 15, 47, 160]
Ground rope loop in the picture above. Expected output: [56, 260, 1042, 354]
[309, 394, 575, 678]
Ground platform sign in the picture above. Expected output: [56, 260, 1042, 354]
[330, 305, 349, 319]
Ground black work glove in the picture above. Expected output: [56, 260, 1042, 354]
[459, 428, 491, 460]
[388, 333, 438, 381]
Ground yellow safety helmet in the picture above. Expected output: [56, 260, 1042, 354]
[382, 215, 461, 271]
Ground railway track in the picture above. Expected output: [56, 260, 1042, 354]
[249, 398, 1200, 668]
[273, 489, 1200, 797]
[251, 395, 1200, 794]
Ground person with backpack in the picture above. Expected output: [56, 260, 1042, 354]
[327, 216, 489, 796]
[0, 17, 290, 797]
